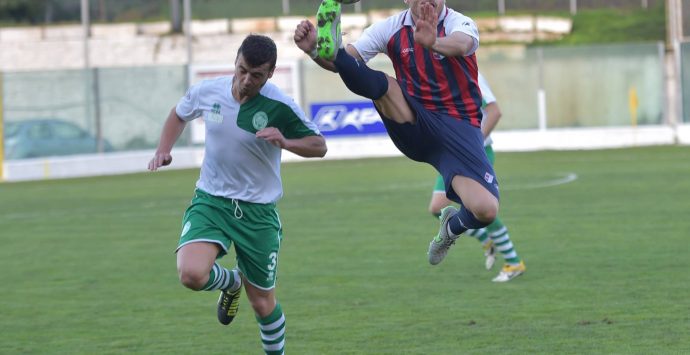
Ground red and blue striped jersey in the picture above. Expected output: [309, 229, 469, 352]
[352, 7, 483, 127]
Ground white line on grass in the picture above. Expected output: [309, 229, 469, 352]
[1, 174, 577, 221]
[501, 172, 578, 191]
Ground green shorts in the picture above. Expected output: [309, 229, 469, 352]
[433, 145, 495, 192]
[176, 189, 283, 290]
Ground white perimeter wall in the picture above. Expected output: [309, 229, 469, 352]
[2, 125, 688, 182]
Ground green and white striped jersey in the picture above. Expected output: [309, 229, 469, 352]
[176, 76, 320, 203]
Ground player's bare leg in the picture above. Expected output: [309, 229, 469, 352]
[428, 177, 498, 265]
[177, 242, 243, 325]
[244, 282, 286, 354]
[372, 76, 416, 124]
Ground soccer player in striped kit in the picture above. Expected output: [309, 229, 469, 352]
[428, 72, 526, 282]
[294, 0, 498, 265]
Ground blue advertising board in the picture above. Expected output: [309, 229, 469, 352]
[310, 101, 387, 137]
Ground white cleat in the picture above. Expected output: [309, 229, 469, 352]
[483, 240, 496, 270]
[492, 261, 526, 282]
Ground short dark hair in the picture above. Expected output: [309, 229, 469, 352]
[237, 34, 277, 69]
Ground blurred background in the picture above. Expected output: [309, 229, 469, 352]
[0, 0, 688, 180]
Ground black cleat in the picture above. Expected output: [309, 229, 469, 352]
[217, 283, 242, 325]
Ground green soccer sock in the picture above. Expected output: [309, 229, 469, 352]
[257, 304, 286, 355]
[466, 228, 490, 245]
[201, 263, 239, 291]
[487, 218, 521, 265]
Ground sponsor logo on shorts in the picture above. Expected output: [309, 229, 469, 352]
[484, 172, 494, 184]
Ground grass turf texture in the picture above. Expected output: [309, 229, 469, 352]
[1, 146, 689, 354]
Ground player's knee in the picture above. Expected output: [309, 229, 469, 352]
[248, 294, 275, 317]
[178, 268, 207, 290]
[478, 209, 497, 224]
[473, 203, 498, 224]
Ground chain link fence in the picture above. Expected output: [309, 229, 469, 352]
[1, 41, 668, 160]
[2, 66, 188, 159]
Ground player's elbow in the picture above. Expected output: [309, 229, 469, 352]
[306, 146, 327, 158]
[310, 137, 328, 158]
[315, 144, 327, 158]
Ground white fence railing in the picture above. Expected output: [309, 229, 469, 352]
[3, 124, 689, 182]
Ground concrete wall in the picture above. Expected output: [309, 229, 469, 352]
[0, 15, 571, 71]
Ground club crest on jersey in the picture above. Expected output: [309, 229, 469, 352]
[252, 111, 269, 130]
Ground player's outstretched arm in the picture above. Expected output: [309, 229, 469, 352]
[148, 107, 187, 171]
[284, 135, 327, 158]
[256, 127, 327, 158]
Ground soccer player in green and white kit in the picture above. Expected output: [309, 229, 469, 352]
[148, 34, 327, 355]
[428, 72, 526, 282]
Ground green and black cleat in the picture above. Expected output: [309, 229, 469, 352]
[316, 0, 343, 60]
[217, 284, 242, 325]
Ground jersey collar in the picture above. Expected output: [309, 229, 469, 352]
[402, 5, 449, 27]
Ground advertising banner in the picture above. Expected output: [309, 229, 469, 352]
[310, 101, 386, 137]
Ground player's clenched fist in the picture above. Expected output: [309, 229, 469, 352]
[293, 20, 316, 54]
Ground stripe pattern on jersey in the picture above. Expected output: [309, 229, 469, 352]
[386, 13, 483, 127]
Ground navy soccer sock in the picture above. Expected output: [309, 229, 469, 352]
[447, 206, 491, 236]
[333, 48, 388, 100]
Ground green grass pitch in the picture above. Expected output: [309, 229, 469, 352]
[1, 146, 689, 354]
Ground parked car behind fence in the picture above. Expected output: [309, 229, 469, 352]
[3, 119, 113, 160]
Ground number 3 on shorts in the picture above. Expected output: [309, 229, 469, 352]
[268, 252, 277, 271]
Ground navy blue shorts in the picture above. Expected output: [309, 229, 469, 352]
[376, 89, 499, 205]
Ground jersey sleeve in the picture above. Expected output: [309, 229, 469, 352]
[175, 83, 203, 121]
[352, 19, 392, 63]
[280, 100, 321, 139]
[259, 84, 321, 139]
[477, 72, 496, 106]
[444, 12, 479, 55]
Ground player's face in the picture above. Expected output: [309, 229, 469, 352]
[233, 54, 275, 98]
[405, 0, 445, 20]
